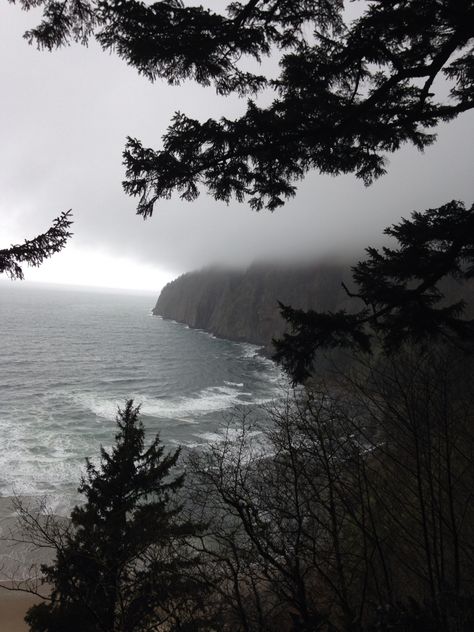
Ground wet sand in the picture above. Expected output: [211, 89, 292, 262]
[0, 497, 52, 630]
[0, 587, 44, 631]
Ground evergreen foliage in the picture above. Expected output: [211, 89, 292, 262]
[25, 400, 205, 632]
[9, 1, 473, 213]
[274, 200, 474, 383]
[10, 0, 474, 378]
[0, 211, 72, 280]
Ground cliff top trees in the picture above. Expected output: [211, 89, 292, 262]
[274, 200, 474, 383]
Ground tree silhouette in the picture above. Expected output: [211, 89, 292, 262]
[22, 400, 206, 632]
[189, 346, 474, 630]
[10, 0, 474, 378]
[0, 211, 72, 280]
[11, 1, 473, 212]
[274, 200, 474, 383]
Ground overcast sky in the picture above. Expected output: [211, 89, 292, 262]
[1, 3, 473, 293]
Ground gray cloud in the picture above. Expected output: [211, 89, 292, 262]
[1, 4, 473, 284]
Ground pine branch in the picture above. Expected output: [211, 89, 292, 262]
[274, 201, 474, 383]
[0, 210, 73, 280]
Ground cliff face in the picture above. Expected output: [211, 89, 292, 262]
[154, 261, 474, 353]
[153, 262, 352, 350]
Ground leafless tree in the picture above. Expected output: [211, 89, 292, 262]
[187, 345, 474, 631]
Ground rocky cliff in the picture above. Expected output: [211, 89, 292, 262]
[154, 261, 474, 357]
[153, 262, 352, 351]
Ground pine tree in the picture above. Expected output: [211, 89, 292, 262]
[11, 1, 473, 213]
[25, 400, 205, 632]
[10, 0, 474, 379]
[274, 200, 474, 383]
[0, 211, 72, 280]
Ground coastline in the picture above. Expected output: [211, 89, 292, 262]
[153, 312, 275, 359]
[0, 495, 53, 632]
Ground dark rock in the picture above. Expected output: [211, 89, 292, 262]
[153, 262, 353, 352]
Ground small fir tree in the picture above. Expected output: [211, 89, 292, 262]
[25, 400, 205, 632]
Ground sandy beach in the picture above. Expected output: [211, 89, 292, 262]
[0, 587, 44, 632]
[0, 496, 51, 631]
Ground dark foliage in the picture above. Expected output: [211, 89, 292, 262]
[10, 1, 474, 380]
[189, 346, 474, 631]
[0, 211, 72, 280]
[368, 597, 474, 631]
[9, 1, 474, 213]
[25, 400, 206, 632]
[274, 200, 474, 383]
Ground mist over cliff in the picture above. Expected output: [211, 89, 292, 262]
[153, 261, 354, 351]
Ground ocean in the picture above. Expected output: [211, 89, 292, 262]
[0, 282, 284, 515]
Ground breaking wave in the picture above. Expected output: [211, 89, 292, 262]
[0, 285, 286, 507]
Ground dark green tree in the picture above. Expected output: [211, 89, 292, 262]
[0, 211, 72, 280]
[11, 1, 473, 212]
[24, 400, 206, 632]
[10, 0, 474, 378]
[274, 200, 474, 383]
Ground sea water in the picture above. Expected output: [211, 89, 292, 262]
[0, 282, 284, 514]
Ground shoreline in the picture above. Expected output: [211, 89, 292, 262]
[0, 496, 52, 630]
[152, 312, 275, 359]
[0, 583, 46, 632]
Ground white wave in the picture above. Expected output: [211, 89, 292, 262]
[196, 329, 217, 340]
[72, 394, 120, 421]
[193, 426, 272, 461]
[0, 421, 105, 512]
[195, 431, 223, 443]
[141, 386, 245, 418]
[196, 426, 261, 442]
[224, 381, 244, 387]
[73, 384, 250, 421]
[239, 342, 262, 358]
[1, 456, 84, 499]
